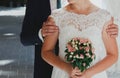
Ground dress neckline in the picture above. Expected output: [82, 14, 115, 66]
[62, 8, 102, 17]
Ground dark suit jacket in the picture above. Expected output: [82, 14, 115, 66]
[20, 0, 51, 46]
[20, 0, 55, 78]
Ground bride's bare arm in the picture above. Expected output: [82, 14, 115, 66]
[84, 18, 118, 77]
[41, 17, 72, 76]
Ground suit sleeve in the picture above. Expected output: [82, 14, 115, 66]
[20, 0, 51, 46]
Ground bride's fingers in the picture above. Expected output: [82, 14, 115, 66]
[74, 67, 79, 70]
[72, 68, 80, 73]
[71, 68, 82, 76]
[72, 74, 82, 78]
[75, 67, 81, 73]
[75, 72, 82, 75]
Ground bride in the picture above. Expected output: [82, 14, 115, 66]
[41, 0, 118, 78]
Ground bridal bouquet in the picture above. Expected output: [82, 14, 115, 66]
[64, 37, 95, 72]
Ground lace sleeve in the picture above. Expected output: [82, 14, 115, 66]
[50, 9, 63, 27]
[104, 10, 112, 22]
[99, 10, 112, 30]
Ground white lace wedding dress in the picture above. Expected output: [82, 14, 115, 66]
[50, 8, 112, 78]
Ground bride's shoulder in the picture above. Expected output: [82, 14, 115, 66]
[96, 8, 112, 21]
[51, 8, 65, 15]
[99, 9, 111, 16]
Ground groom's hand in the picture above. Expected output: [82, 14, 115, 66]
[106, 17, 119, 38]
[41, 16, 59, 37]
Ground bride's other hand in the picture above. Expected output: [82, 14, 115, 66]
[73, 69, 92, 78]
[106, 17, 119, 38]
[70, 67, 83, 78]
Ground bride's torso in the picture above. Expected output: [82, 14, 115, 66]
[51, 8, 111, 65]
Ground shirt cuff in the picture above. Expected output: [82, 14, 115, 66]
[38, 29, 44, 42]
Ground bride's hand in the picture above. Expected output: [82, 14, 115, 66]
[70, 67, 82, 78]
[75, 70, 91, 78]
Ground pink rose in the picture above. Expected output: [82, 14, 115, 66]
[79, 47, 83, 50]
[67, 44, 76, 52]
[85, 47, 90, 52]
[80, 54, 84, 59]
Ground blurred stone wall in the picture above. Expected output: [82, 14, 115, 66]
[0, 0, 26, 7]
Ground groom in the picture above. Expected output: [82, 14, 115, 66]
[20, 0, 60, 78]
[20, 0, 54, 78]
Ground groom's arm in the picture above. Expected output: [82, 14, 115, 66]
[20, 0, 51, 46]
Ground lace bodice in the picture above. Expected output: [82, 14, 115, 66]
[51, 8, 111, 61]
[51, 8, 111, 78]
[51, 8, 111, 31]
